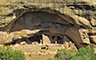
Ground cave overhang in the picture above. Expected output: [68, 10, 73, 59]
[0, 9, 92, 48]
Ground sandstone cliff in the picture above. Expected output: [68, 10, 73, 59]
[0, 0, 96, 48]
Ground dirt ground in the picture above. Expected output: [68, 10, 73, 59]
[10, 42, 65, 60]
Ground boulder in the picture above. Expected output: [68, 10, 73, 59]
[20, 41, 26, 45]
[91, 18, 96, 26]
[32, 42, 39, 45]
[90, 36, 96, 43]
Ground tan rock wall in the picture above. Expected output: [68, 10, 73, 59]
[0, 0, 96, 48]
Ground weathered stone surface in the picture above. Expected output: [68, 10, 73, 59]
[0, 32, 8, 43]
[42, 34, 51, 44]
[0, 0, 96, 49]
[79, 29, 90, 44]
[0, 0, 95, 28]
[20, 41, 26, 45]
[63, 41, 77, 51]
[91, 18, 96, 26]
[90, 36, 96, 43]
[69, 41, 77, 52]
[32, 42, 39, 45]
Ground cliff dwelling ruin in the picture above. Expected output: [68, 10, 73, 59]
[0, 0, 96, 60]
[1, 11, 80, 52]
[0, 9, 95, 53]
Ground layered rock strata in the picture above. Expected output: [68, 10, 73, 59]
[0, 0, 96, 48]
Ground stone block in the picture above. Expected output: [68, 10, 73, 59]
[42, 34, 51, 44]
[90, 36, 96, 43]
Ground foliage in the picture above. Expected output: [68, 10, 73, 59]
[0, 46, 26, 60]
[55, 49, 76, 60]
[47, 46, 96, 60]
[47, 58, 53, 60]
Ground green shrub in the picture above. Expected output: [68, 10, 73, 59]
[47, 46, 96, 60]
[55, 49, 76, 60]
[47, 58, 53, 60]
[0, 46, 26, 60]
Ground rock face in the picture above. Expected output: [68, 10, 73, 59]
[42, 34, 51, 44]
[0, 0, 96, 48]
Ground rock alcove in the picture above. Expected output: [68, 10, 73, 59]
[4, 11, 81, 51]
